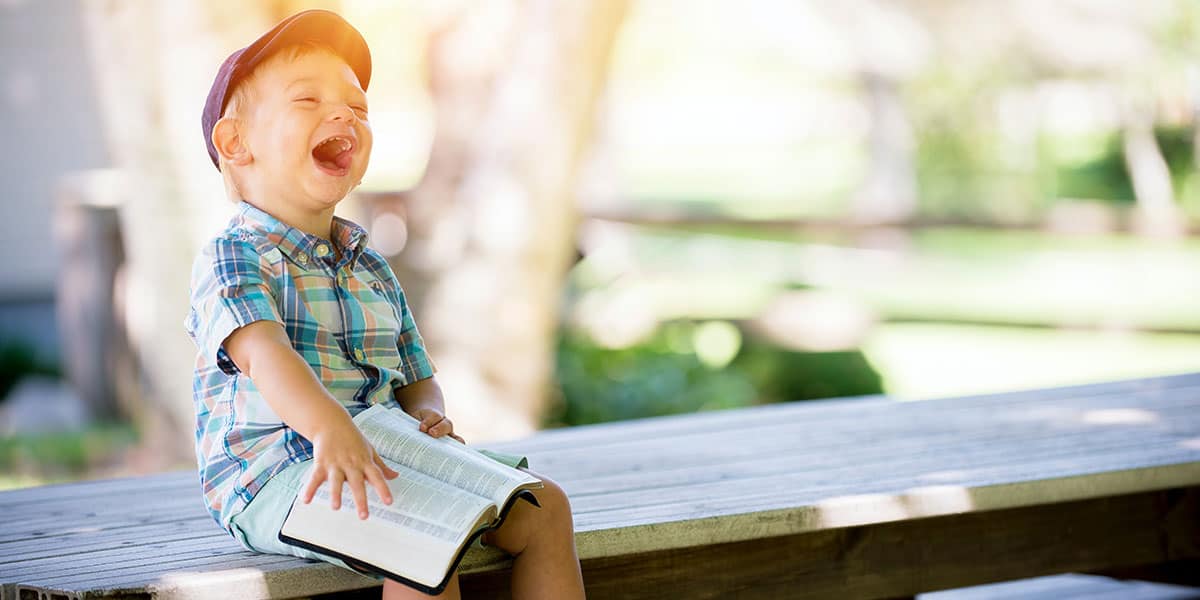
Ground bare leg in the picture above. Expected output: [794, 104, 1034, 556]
[481, 469, 585, 600]
[381, 573, 461, 600]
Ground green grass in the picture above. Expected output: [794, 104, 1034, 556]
[0, 422, 139, 488]
[567, 225, 1200, 406]
[576, 225, 1200, 332]
[863, 322, 1200, 400]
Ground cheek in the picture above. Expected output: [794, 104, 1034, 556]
[358, 127, 374, 162]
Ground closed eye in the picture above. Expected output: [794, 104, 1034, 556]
[294, 97, 318, 104]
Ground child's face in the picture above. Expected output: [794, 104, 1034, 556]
[238, 49, 372, 211]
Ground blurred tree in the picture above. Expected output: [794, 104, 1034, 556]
[80, 0, 628, 461]
[818, 0, 928, 225]
[79, 2, 330, 464]
[1122, 97, 1187, 237]
[378, 0, 630, 442]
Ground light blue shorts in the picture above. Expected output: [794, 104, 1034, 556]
[228, 448, 530, 580]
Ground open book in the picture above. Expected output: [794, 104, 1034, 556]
[278, 403, 543, 595]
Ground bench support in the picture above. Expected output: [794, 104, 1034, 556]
[460, 486, 1200, 600]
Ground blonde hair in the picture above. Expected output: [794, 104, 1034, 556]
[215, 41, 343, 202]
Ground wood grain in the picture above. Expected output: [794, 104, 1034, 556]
[3, 374, 1198, 599]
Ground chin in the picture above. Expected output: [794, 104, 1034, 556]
[306, 169, 363, 205]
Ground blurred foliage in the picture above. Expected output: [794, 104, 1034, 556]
[1051, 126, 1194, 205]
[1051, 132, 1136, 203]
[0, 341, 60, 406]
[0, 423, 137, 479]
[544, 323, 883, 428]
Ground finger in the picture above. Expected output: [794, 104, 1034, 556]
[419, 412, 440, 432]
[449, 432, 466, 444]
[375, 453, 399, 479]
[366, 464, 393, 506]
[329, 470, 345, 511]
[423, 417, 445, 437]
[347, 471, 369, 520]
[432, 418, 453, 438]
[302, 468, 327, 504]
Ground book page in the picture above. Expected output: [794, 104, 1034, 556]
[354, 404, 541, 507]
[323, 457, 495, 535]
[281, 460, 496, 589]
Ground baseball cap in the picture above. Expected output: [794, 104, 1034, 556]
[201, 9, 372, 170]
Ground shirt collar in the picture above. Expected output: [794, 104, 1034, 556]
[235, 201, 369, 270]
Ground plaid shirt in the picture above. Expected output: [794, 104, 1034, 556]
[184, 201, 436, 532]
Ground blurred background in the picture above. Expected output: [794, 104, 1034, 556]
[2, 0, 1199, 489]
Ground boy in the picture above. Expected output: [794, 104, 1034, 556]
[186, 10, 585, 599]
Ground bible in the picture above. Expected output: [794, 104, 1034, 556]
[278, 403, 543, 595]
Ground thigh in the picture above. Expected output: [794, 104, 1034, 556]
[230, 460, 384, 581]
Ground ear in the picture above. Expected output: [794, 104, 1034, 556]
[212, 117, 252, 167]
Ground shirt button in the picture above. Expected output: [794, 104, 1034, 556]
[354, 348, 365, 361]
[315, 244, 330, 257]
[296, 253, 309, 265]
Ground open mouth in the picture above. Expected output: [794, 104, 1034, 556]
[311, 135, 355, 176]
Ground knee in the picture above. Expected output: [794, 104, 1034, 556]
[531, 475, 574, 527]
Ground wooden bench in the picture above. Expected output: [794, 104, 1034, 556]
[3, 373, 1199, 599]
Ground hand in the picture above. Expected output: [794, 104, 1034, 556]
[410, 406, 466, 444]
[302, 418, 400, 520]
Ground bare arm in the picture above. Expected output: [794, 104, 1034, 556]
[223, 320, 398, 518]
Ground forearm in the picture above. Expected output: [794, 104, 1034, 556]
[393, 375, 446, 414]
[224, 321, 353, 442]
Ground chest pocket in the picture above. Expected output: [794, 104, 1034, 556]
[294, 271, 348, 336]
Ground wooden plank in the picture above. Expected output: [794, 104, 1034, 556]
[21, 552, 304, 589]
[1, 410, 1183, 543]
[0, 471, 193, 508]
[0, 496, 205, 539]
[517, 386, 1200, 469]
[565, 461, 1200, 561]
[921, 572, 1200, 600]
[460, 487, 1200, 600]
[554, 420, 1200, 498]
[9, 534, 245, 580]
[565, 433, 1200, 520]
[486, 374, 1200, 453]
[548, 407, 1200, 495]
[0, 517, 218, 557]
[3, 374, 1198, 598]
[0, 528, 228, 566]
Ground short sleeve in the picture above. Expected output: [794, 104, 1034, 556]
[185, 237, 284, 375]
[393, 282, 437, 384]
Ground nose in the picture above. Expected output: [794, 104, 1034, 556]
[328, 104, 356, 123]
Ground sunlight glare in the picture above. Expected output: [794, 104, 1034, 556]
[1079, 408, 1159, 425]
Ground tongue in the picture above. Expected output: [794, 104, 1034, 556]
[333, 148, 352, 169]
[312, 142, 351, 172]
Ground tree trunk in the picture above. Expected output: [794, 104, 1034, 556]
[379, 0, 629, 442]
[79, 1, 280, 466]
[1122, 102, 1185, 238]
[853, 70, 918, 225]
